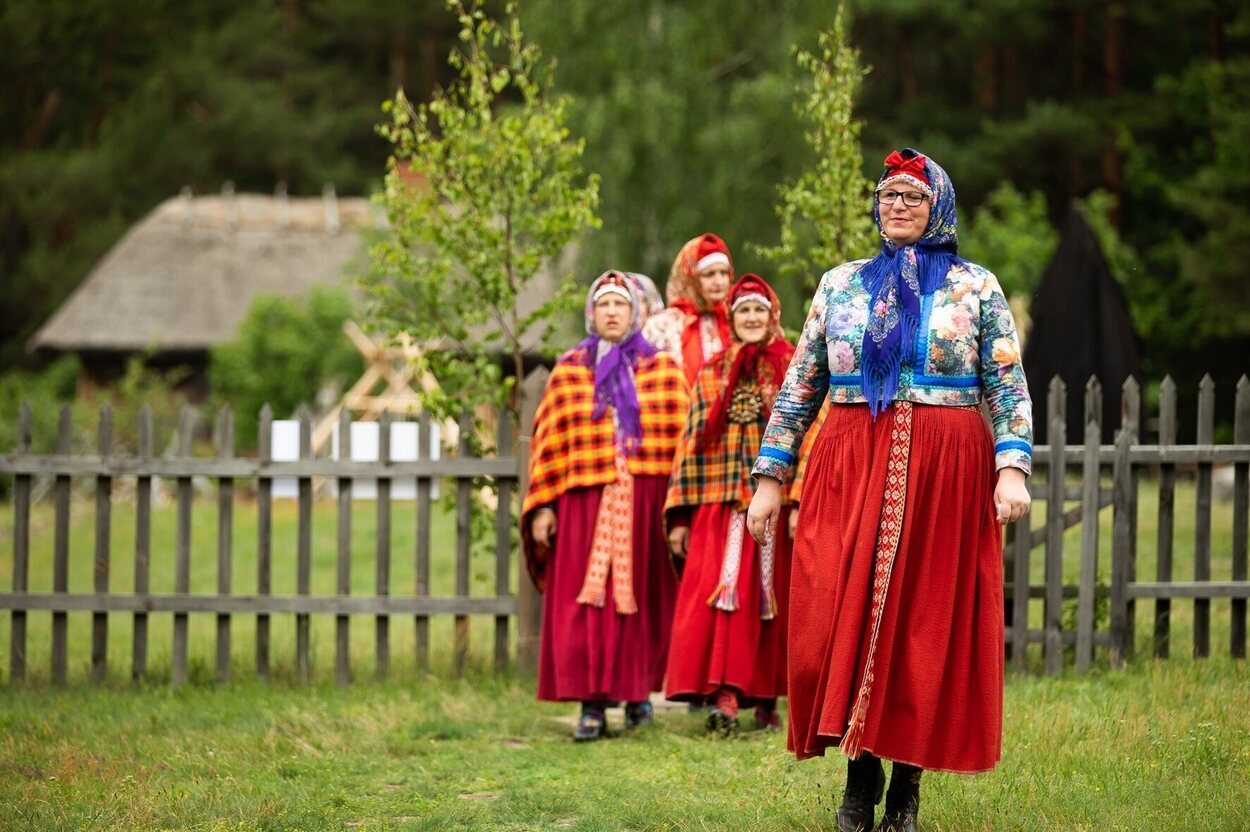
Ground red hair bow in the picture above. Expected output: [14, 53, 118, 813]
[883, 150, 929, 184]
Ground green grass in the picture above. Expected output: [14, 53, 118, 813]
[0, 659, 1247, 831]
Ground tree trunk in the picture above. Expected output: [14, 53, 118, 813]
[1101, 0, 1126, 228]
[975, 48, 997, 111]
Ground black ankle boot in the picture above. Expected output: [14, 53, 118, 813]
[836, 753, 885, 832]
[877, 763, 921, 832]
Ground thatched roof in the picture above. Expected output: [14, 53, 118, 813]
[30, 190, 379, 354]
[31, 187, 584, 365]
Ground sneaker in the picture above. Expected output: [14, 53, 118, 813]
[573, 709, 607, 742]
[624, 700, 654, 729]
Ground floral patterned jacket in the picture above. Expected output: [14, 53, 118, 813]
[752, 258, 1034, 482]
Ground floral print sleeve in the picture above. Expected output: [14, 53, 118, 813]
[751, 265, 843, 482]
[974, 266, 1033, 475]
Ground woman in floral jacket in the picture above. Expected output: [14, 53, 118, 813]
[748, 149, 1033, 832]
[663, 274, 794, 736]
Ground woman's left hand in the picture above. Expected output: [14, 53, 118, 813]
[994, 467, 1031, 525]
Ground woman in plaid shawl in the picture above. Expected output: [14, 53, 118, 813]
[642, 233, 734, 385]
[522, 271, 690, 742]
[663, 273, 795, 736]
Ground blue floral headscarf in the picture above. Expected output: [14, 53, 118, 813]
[858, 148, 965, 417]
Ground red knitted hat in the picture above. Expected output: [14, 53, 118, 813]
[694, 232, 732, 273]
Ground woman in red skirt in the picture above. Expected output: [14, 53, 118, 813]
[522, 271, 689, 742]
[748, 149, 1033, 832]
[663, 274, 794, 735]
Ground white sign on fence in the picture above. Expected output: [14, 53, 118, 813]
[329, 420, 441, 500]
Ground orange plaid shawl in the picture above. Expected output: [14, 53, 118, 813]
[523, 348, 688, 515]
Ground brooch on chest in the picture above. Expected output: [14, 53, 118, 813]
[728, 382, 765, 424]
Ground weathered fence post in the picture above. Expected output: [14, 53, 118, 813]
[1122, 376, 1141, 659]
[51, 405, 72, 685]
[256, 404, 273, 681]
[92, 403, 113, 684]
[494, 406, 514, 673]
[375, 411, 392, 680]
[515, 367, 549, 675]
[1110, 425, 1133, 668]
[1076, 388, 1101, 673]
[1044, 377, 1067, 676]
[415, 411, 432, 672]
[295, 406, 313, 683]
[9, 402, 32, 684]
[454, 410, 473, 676]
[215, 406, 235, 684]
[1154, 376, 1177, 658]
[1233, 376, 1249, 659]
[336, 408, 353, 687]
[1194, 375, 1214, 658]
[172, 405, 195, 689]
[133, 404, 153, 682]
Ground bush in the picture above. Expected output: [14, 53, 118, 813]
[208, 286, 363, 450]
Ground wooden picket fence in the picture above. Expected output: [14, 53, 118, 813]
[1, 370, 1247, 685]
[1007, 374, 1250, 674]
[0, 365, 546, 686]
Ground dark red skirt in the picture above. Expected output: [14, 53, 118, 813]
[665, 502, 790, 704]
[787, 403, 1004, 773]
[536, 475, 677, 703]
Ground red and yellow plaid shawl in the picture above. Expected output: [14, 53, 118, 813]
[665, 346, 796, 515]
[522, 347, 688, 569]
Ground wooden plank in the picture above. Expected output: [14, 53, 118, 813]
[1010, 515, 1031, 672]
[1075, 419, 1100, 673]
[415, 412, 432, 672]
[256, 404, 273, 681]
[1047, 375, 1067, 442]
[1083, 376, 1102, 436]
[0, 455, 522, 478]
[215, 407, 235, 684]
[1109, 427, 1133, 668]
[1154, 376, 1177, 659]
[51, 406, 72, 686]
[1194, 375, 1214, 658]
[455, 410, 472, 676]
[1003, 627, 1113, 647]
[516, 367, 548, 675]
[375, 412, 392, 681]
[296, 407, 312, 684]
[494, 406, 514, 672]
[133, 405, 153, 682]
[12, 445, 1250, 477]
[1128, 582, 1250, 600]
[1003, 583, 1080, 600]
[172, 406, 195, 689]
[1044, 414, 1066, 675]
[0, 593, 518, 615]
[336, 409, 352, 687]
[9, 402, 32, 684]
[1122, 376, 1141, 661]
[1233, 376, 1249, 658]
[92, 404, 114, 684]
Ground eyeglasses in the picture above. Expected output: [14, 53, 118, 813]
[877, 189, 929, 208]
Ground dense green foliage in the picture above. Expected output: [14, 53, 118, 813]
[208, 286, 363, 449]
[1, 0, 1248, 394]
[366, 1, 599, 424]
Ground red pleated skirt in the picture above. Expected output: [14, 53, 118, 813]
[787, 402, 1004, 773]
[537, 475, 677, 703]
[664, 502, 791, 704]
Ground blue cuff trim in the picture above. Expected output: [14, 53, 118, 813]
[995, 439, 1032, 454]
[758, 446, 795, 465]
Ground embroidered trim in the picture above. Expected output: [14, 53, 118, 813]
[758, 446, 794, 465]
[841, 401, 913, 758]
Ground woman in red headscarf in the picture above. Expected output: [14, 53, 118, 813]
[663, 274, 795, 735]
[642, 233, 734, 385]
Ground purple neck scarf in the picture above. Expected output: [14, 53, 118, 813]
[858, 149, 965, 417]
[578, 331, 658, 454]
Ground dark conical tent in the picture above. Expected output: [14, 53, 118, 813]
[1023, 207, 1143, 444]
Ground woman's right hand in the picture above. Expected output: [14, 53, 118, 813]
[530, 507, 557, 546]
[747, 477, 782, 546]
[668, 526, 689, 557]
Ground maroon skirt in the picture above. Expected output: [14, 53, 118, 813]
[536, 475, 677, 703]
[665, 502, 790, 704]
[787, 402, 1004, 773]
